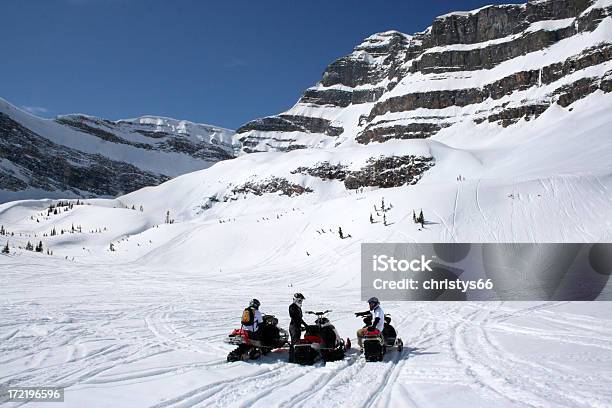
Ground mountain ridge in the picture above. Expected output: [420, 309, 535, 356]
[237, 0, 612, 153]
[0, 97, 238, 202]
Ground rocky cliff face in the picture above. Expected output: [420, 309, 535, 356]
[0, 99, 238, 202]
[237, 0, 612, 153]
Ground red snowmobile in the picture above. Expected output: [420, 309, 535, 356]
[360, 314, 403, 362]
[294, 310, 350, 365]
[225, 314, 288, 362]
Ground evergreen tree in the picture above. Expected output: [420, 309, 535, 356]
[0, 225, 4, 235]
[418, 210, 425, 227]
[381, 197, 386, 212]
[412, 210, 417, 223]
[165, 210, 171, 224]
[338, 227, 344, 239]
[383, 213, 387, 226]
[35, 241, 43, 253]
[110, 243, 115, 252]
[26, 241, 33, 251]
[2, 242, 9, 254]
[140, 205, 144, 212]
[369, 213, 374, 224]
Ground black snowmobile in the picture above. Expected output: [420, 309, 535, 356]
[359, 314, 403, 362]
[225, 314, 288, 362]
[294, 310, 350, 365]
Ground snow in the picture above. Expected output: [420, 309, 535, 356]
[422, 17, 576, 55]
[384, 17, 612, 99]
[1, 70, 612, 407]
[2, 4, 612, 406]
[0, 98, 238, 178]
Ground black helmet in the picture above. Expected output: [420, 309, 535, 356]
[249, 298, 261, 309]
[367, 297, 379, 309]
[293, 293, 305, 300]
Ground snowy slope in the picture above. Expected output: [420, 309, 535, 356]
[0, 86, 611, 408]
[1, 0, 612, 406]
[0, 98, 238, 203]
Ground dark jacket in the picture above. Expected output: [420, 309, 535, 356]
[289, 302, 307, 328]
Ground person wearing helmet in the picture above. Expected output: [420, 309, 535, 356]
[355, 297, 385, 350]
[288, 293, 307, 362]
[241, 298, 264, 339]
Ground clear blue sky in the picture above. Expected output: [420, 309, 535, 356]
[1, 0, 516, 129]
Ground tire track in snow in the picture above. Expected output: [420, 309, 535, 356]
[449, 308, 542, 408]
[286, 316, 425, 408]
[452, 183, 460, 241]
[475, 178, 498, 242]
[477, 306, 605, 408]
[149, 362, 306, 408]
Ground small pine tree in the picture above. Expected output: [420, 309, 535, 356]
[71, 223, 75, 233]
[35, 241, 43, 253]
[26, 241, 34, 251]
[418, 210, 425, 227]
[369, 213, 374, 224]
[0, 225, 4, 235]
[338, 227, 344, 239]
[139, 205, 144, 212]
[412, 210, 417, 223]
[381, 197, 386, 212]
[2, 242, 9, 254]
[110, 243, 115, 252]
[165, 210, 171, 224]
[76, 199, 80, 205]
[383, 213, 387, 226]
[131, 205, 136, 210]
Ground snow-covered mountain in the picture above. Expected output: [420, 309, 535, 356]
[0, 98, 238, 202]
[1, 0, 612, 406]
[238, 0, 612, 153]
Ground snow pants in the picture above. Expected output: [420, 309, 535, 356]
[288, 323, 301, 362]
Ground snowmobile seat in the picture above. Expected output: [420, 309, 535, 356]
[382, 324, 397, 346]
[320, 325, 337, 348]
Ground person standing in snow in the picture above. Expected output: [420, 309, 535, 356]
[241, 299, 264, 339]
[288, 293, 307, 362]
[355, 297, 385, 350]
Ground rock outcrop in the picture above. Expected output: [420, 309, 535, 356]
[236, 0, 612, 153]
[0, 99, 239, 202]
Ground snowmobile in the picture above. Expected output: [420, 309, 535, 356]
[225, 314, 288, 362]
[360, 314, 403, 362]
[294, 310, 350, 365]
